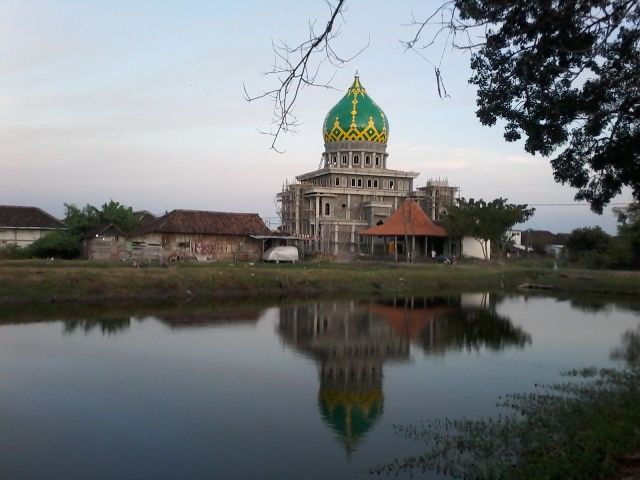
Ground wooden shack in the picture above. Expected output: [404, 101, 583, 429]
[83, 224, 127, 261]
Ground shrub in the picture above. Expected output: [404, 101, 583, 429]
[0, 244, 31, 259]
[28, 231, 81, 259]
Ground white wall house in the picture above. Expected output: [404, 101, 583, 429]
[0, 205, 66, 248]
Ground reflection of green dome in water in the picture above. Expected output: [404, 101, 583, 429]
[319, 388, 383, 454]
[323, 74, 389, 144]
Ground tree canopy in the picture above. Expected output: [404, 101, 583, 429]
[251, 1, 640, 211]
[64, 200, 138, 237]
[443, 197, 535, 259]
[566, 226, 611, 256]
[461, 0, 640, 213]
[613, 201, 640, 265]
[29, 200, 138, 259]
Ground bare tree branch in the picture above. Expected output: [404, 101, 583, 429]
[244, 0, 367, 152]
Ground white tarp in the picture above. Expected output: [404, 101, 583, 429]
[262, 246, 299, 263]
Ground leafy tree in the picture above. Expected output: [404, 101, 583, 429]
[613, 201, 640, 266]
[64, 200, 137, 236]
[443, 197, 535, 260]
[566, 226, 611, 258]
[460, 0, 640, 213]
[29, 200, 138, 259]
[251, 1, 640, 211]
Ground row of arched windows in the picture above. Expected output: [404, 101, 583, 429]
[329, 153, 382, 167]
[330, 177, 402, 190]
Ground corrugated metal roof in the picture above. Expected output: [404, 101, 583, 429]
[0, 205, 66, 229]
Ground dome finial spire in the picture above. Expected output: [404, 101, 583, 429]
[355, 68, 359, 78]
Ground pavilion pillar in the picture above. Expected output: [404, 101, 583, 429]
[350, 224, 355, 253]
[394, 235, 398, 262]
[412, 236, 416, 263]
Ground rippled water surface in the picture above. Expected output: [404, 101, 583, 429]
[1, 293, 639, 479]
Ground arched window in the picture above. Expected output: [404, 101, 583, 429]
[341, 155, 347, 165]
[351, 178, 356, 187]
[357, 178, 362, 188]
[353, 154, 360, 165]
[335, 177, 340, 186]
[325, 203, 331, 216]
[367, 179, 372, 188]
[331, 155, 337, 166]
[374, 179, 379, 188]
[365, 155, 371, 165]
[375, 156, 380, 166]
[389, 180, 395, 190]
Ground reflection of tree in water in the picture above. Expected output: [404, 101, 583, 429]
[371, 294, 531, 355]
[63, 317, 131, 335]
[417, 308, 531, 355]
[611, 325, 640, 367]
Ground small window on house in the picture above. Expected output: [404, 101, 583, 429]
[332, 155, 337, 166]
[325, 203, 331, 215]
[353, 155, 360, 165]
[357, 178, 362, 188]
[389, 180, 395, 190]
[374, 179, 379, 188]
[365, 155, 371, 165]
[375, 156, 380, 166]
[342, 204, 346, 209]
[367, 179, 372, 188]
[341, 155, 347, 165]
[335, 177, 340, 186]
[351, 178, 356, 187]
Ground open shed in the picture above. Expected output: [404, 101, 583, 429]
[358, 200, 451, 261]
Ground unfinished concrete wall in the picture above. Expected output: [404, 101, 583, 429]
[0, 228, 54, 248]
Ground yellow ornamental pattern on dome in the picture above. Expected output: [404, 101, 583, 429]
[324, 114, 388, 143]
[323, 75, 389, 144]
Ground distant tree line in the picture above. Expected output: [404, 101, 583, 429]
[565, 203, 640, 269]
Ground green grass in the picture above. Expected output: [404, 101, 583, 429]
[1, 259, 639, 305]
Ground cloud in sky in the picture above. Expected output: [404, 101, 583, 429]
[0, 0, 633, 234]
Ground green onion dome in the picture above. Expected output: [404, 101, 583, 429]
[323, 74, 389, 144]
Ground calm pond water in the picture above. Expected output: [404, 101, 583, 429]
[1, 293, 640, 479]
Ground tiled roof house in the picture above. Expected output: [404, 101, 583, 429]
[0, 205, 66, 248]
[130, 209, 271, 261]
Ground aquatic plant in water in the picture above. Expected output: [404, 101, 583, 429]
[371, 367, 640, 479]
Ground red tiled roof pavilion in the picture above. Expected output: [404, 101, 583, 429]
[358, 200, 448, 237]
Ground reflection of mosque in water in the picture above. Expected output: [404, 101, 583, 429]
[278, 301, 409, 454]
[277, 294, 531, 454]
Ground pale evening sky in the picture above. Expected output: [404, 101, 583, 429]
[0, 0, 633, 233]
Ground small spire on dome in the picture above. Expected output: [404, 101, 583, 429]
[352, 70, 362, 89]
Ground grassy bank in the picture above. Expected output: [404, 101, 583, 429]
[1, 259, 640, 305]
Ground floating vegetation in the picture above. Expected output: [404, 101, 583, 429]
[372, 367, 640, 479]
